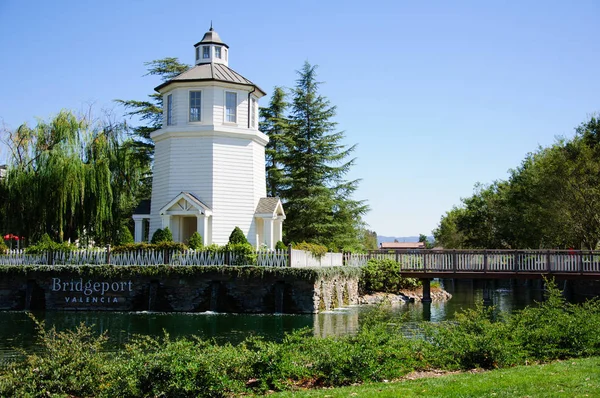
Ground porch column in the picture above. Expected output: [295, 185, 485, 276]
[263, 218, 274, 250]
[133, 216, 143, 243]
[196, 213, 208, 243]
[161, 215, 170, 229]
[274, 217, 284, 244]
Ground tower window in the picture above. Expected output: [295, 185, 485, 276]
[195, 47, 199, 60]
[215, 46, 222, 59]
[251, 97, 257, 128]
[166, 94, 173, 125]
[203, 46, 210, 59]
[226, 92, 237, 123]
[224, 48, 228, 61]
[189, 91, 201, 122]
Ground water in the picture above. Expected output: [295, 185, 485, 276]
[0, 279, 551, 366]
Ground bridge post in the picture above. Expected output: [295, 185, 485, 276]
[483, 280, 493, 306]
[421, 278, 432, 303]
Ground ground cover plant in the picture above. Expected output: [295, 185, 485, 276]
[1, 280, 599, 397]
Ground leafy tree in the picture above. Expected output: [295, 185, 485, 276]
[228, 226, 248, 245]
[115, 58, 190, 199]
[0, 111, 144, 244]
[281, 62, 368, 250]
[434, 115, 600, 250]
[419, 234, 433, 249]
[259, 86, 289, 198]
[359, 229, 378, 251]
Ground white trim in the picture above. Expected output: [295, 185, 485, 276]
[151, 127, 269, 146]
[159, 192, 212, 216]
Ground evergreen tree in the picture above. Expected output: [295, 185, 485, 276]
[281, 62, 368, 250]
[115, 58, 190, 199]
[259, 86, 289, 198]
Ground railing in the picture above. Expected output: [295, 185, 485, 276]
[342, 249, 600, 274]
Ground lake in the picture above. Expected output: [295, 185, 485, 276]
[0, 278, 549, 366]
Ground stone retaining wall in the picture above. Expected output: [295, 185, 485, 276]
[0, 265, 360, 314]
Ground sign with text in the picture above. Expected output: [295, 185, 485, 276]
[51, 278, 133, 304]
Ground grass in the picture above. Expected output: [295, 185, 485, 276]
[269, 356, 600, 397]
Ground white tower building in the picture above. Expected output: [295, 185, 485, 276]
[133, 26, 285, 249]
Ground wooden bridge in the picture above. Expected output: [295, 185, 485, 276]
[359, 250, 600, 302]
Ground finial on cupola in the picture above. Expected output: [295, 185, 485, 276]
[193, 22, 229, 66]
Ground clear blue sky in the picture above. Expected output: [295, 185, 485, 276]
[0, 0, 598, 237]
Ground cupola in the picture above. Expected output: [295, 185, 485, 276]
[193, 24, 229, 67]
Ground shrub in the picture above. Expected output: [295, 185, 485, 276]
[228, 226, 248, 245]
[227, 242, 257, 266]
[360, 259, 420, 294]
[292, 241, 328, 258]
[151, 227, 173, 244]
[25, 233, 76, 254]
[111, 242, 187, 254]
[275, 240, 287, 250]
[0, 240, 8, 254]
[117, 225, 134, 245]
[187, 232, 203, 250]
[0, 315, 110, 398]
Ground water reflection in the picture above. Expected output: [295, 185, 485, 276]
[0, 278, 558, 367]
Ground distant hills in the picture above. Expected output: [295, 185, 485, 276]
[377, 235, 434, 246]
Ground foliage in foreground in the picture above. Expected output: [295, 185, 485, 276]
[1, 281, 599, 397]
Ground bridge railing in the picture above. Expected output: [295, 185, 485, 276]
[353, 250, 600, 274]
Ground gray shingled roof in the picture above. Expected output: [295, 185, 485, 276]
[155, 63, 265, 95]
[255, 197, 284, 215]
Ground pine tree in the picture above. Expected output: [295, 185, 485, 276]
[259, 87, 289, 198]
[281, 62, 368, 250]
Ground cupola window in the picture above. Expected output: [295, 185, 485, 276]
[195, 47, 199, 60]
[203, 46, 210, 59]
[215, 46, 222, 59]
[189, 91, 202, 122]
[226, 92, 237, 123]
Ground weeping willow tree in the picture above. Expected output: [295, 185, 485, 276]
[0, 110, 145, 245]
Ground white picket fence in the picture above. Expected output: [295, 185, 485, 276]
[0, 248, 293, 268]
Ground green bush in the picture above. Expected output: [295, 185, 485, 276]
[117, 225, 134, 245]
[24, 233, 76, 254]
[227, 242, 257, 266]
[111, 242, 187, 254]
[0, 315, 110, 398]
[275, 240, 287, 250]
[0, 240, 8, 254]
[151, 227, 173, 244]
[187, 232, 203, 250]
[228, 226, 248, 245]
[292, 241, 328, 258]
[360, 258, 420, 294]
